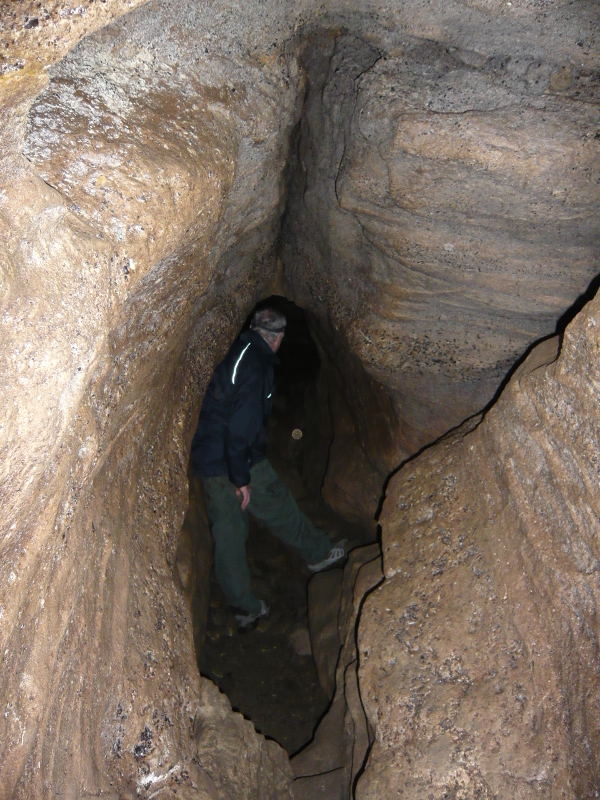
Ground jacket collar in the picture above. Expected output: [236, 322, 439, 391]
[240, 327, 277, 358]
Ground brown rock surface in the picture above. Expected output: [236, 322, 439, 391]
[195, 678, 294, 800]
[1, 0, 599, 796]
[177, 473, 213, 658]
[308, 570, 343, 697]
[1, 1, 303, 795]
[0, 0, 149, 78]
[357, 296, 600, 797]
[282, 22, 600, 464]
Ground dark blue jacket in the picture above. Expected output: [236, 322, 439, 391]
[191, 329, 276, 487]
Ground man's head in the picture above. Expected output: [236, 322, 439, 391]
[250, 307, 286, 352]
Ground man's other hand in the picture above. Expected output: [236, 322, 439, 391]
[236, 484, 251, 510]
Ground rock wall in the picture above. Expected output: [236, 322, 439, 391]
[294, 544, 383, 799]
[358, 296, 600, 797]
[281, 11, 600, 468]
[0, 0, 599, 796]
[1, 1, 304, 795]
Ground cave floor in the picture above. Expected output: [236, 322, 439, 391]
[198, 482, 368, 755]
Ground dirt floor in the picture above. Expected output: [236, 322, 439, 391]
[199, 521, 326, 754]
[198, 493, 367, 754]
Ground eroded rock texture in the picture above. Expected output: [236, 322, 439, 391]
[1, 1, 303, 796]
[282, 19, 600, 468]
[1, 0, 599, 796]
[358, 301, 600, 798]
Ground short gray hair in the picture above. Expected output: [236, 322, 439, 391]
[251, 308, 286, 341]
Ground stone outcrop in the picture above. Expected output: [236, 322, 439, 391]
[194, 678, 294, 800]
[357, 296, 600, 798]
[1, 0, 599, 796]
[281, 20, 600, 469]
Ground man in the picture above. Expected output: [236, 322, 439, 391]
[191, 307, 345, 631]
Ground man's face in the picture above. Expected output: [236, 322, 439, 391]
[270, 332, 284, 353]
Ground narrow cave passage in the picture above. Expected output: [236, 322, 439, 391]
[185, 296, 373, 755]
[3, 0, 599, 795]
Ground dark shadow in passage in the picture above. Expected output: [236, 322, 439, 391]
[196, 295, 356, 756]
[555, 271, 600, 335]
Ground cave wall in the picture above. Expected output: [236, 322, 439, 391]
[0, 0, 599, 797]
[281, 10, 600, 472]
[1, 1, 305, 795]
[358, 294, 600, 798]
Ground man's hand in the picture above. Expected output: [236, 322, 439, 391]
[235, 484, 251, 510]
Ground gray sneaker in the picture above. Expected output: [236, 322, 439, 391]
[308, 539, 347, 573]
[233, 599, 270, 632]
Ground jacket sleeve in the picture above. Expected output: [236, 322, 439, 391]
[224, 355, 264, 487]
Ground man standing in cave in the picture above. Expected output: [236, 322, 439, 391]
[191, 307, 346, 631]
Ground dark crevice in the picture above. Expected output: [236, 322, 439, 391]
[352, 558, 385, 795]
[555, 270, 600, 336]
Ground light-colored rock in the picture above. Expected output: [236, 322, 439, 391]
[1, 2, 304, 795]
[282, 25, 600, 472]
[357, 295, 600, 798]
[1, 0, 599, 796]
[195, 678, 294, 800]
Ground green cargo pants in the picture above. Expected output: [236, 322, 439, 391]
[202, 459, 332, 615]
